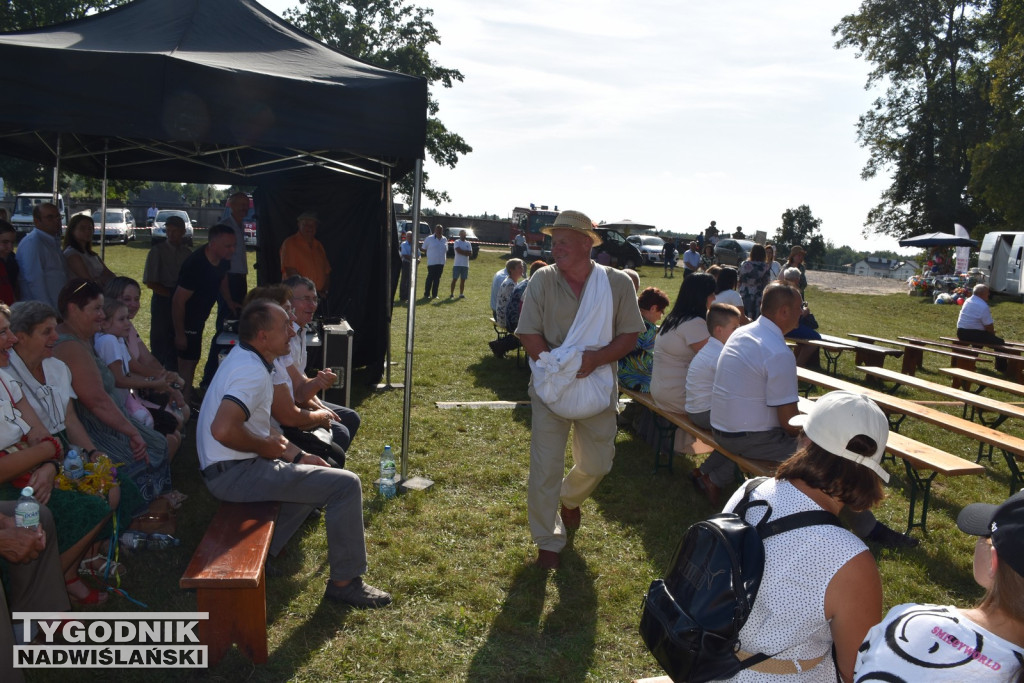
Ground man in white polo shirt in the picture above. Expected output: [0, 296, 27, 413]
[710, 282, 918, 548]
[419, 224, 447, 300]
[956, 284, 1004, 347]
[197, 299, 390, 608]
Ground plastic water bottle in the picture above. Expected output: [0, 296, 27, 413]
[148, 533, 181, 549]
[14, 487, 40, 529]
[170, 400, 183, 423]
[379, 445, 396, 499]
[119, 530, 149, 551]
[64, 448, 85, 480]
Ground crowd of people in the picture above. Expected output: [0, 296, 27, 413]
[0, 197, 382, 673]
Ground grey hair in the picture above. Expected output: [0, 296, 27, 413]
[782, 266, 802, 283]
[283, 274, 316, 293]
[973, 283, 990, 297]
[10, 301, 58, 335]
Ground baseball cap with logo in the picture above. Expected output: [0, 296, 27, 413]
[956, 490, 1024, 577]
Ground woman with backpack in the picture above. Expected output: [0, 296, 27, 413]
[855, 492, 1024, 681]
[720, 391, 889, 682]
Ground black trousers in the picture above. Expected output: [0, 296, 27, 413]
[202, 272, 247, 389]
[424, 264, 444, 298]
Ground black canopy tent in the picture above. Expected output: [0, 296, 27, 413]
[898, 232, 979, 248]
[0, 0, 428, 375]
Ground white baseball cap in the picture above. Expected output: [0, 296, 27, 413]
[789, 391, 890, 483]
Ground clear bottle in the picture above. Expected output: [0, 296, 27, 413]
[119, 530, 149, 551]
[379, 445, 397, 499]
[147, 533, 181, 549]
[170, 400, 183, 423]
[64, 447, 85, 480]
[14, 487, 40, 529]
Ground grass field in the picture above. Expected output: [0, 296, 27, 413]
[39, 242, 1024, 681]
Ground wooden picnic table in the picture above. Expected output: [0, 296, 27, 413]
[848, 333, 985, 376]
[900, 336, 1024, 382]
[818, 333, 903, 368]
[798, 367, 1024, 496]
[938, 367, 1024, 399]
[785, 337, 853, 375]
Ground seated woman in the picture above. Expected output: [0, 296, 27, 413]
[245, 285, 347, 467]
[650, 274, 715, 453]
[857, 492, 1024, 680]
[52, 279, 172, 504]
[723, 391, 889, 682]
[63, 214, 115, 287]
[712, 265, 744, 311]
[617, 286, 669, 393]
[0, 302, 122, 605]
[104, 277, 189, 425]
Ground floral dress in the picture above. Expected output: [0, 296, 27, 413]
[738, 261, 771, 320]
[617, 320, 657, 392]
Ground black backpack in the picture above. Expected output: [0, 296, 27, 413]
[639, 478, 841, 682]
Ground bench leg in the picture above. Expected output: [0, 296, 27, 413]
[195, 577, 268, 666]
[822, 349, 842, 375]
[1001, 450, 1024, 497]
[855, 350, 885, 367]
[902, 460, 936, 535]
[901, 348, 922, 376]
[649, 413, 676, 474]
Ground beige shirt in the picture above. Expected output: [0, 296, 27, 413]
[143, 241, 193, 291]
[515, 263, 644, 350]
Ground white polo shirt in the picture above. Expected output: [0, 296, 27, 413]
[710, 316, 798, 433]
[197, 343, 275, 469]
[289, 322, 307, 370]
[685, 336, 724, 414]
[453, 239, 472, 267]
[956, 295, 994, 331]
[422, 234, 448, 266]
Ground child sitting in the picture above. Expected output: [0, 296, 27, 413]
[684, 302, 742, 504]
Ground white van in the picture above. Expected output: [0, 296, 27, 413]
[11, 192, 67, 236]
[977, 231, 1024, 299]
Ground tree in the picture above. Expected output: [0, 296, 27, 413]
[0, 0, 124, 31]
[775, 205, 826, 265]
[833, 0, 996, 238]
[285, 0, 471, 205]
[969, 0, 1024, 226]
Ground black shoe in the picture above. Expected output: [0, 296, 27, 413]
[866, 522, 919, 549]
[323, 577, 392, 608]
[488, 340, 506, 359]
[265, 556, 285, 579]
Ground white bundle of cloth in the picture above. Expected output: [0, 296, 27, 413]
[530, 265, 615, 419]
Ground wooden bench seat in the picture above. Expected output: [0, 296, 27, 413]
[818, 333, 903, 368]
[785, 337, 853, 374]
[939, 336, 1022, 356]
[180, 501, 279, 666]
[848, 333, 984, 376]
[798, 367, 1022, 495]
[619, 385, 779, 477]
[939, 367, 1024, 398]
[900, 336, 1024, 382]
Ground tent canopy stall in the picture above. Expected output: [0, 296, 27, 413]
[0, 0, 427, 371]
[898, 232, 979, 248]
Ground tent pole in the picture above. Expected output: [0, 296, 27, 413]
[375, 168, 402, 391]
[100, 140, 109, 261]
[50, 135, 61, 208]
[397, 159, 431, 493]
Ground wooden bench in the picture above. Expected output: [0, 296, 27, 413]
[798, 367, 1023, 495]
[848, 333, 984, 376]
[818, 333, 903, 368]
[900, 336, 1024, 383]
[939, 367, 1024, 399]
[785, 337, 853, 375]
[619, 385, 779, 477]
[939, 336, 1022, 356]
[180, 501, 279, 666]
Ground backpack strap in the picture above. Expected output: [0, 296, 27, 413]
[758, 509, 842, 540]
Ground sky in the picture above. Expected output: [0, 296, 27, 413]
[259, 0, 906, 253]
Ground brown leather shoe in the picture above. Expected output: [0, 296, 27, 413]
[560, 504, 581, 530]
[536, 549, 560, 570]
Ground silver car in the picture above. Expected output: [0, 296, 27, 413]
[627, 235, 666, 264]
[91, 208, 136, 244]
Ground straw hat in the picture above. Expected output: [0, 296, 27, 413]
[540, 210, 602, 246]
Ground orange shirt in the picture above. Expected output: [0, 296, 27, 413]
[280, 234, 330, 291]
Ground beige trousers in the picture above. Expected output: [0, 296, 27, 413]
[528, 385, 617, 553]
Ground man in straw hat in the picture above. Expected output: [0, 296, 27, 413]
[515, 210, 645, 570]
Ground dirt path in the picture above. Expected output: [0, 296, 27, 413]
[807, 270, 907, 296]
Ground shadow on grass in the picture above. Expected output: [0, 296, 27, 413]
[467, 546, 597, 682]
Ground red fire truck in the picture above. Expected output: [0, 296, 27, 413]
[511, 204, 559, 259]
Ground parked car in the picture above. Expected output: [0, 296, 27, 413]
[627, 234, 666, 264]
[714, 238, 756, 266]
[11, 192, 68, 237]
[593, 227, 643, 269]
[150, 209, 194, 246]
[398, 220, 431, 248]
[91, 208, 136, 244]
[444, 227, 480, 259]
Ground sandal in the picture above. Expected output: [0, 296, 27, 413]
[66, 577, 108, 606]
[79, 554, 126, 579]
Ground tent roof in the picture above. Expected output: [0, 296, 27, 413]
[0, 0, 427, 184]
[898, 232, 978, 248]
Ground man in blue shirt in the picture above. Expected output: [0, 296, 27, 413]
[16, 203, 68, 308]
[398, 230, 413, 302]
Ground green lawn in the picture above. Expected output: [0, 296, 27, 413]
[40, 243, 1024, 681]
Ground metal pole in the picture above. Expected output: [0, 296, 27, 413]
[383, 169, 393, 386]
[51, 135, 61, 224]
[398, 159, 431, 492]
[100, 141, 109, 260]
